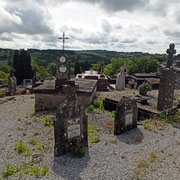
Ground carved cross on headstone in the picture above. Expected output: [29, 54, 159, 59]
[58, 32, 69, 54]
[166, 43, 176, 68]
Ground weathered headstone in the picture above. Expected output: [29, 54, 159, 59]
[8, 68, 17, 95]
[166, 43, 176, 68]
[114, 97, 138, 135]
[54, 80, 88, 156]
[116, 68, 125, 90]
[157, 68, 175, 111]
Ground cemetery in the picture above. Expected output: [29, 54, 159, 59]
[0, 40, 180, 180]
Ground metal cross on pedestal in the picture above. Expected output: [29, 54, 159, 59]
[58, 32, 69, 54]
[166, 43, 176, 68]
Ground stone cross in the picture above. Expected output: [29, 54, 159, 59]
[166, 43, 176, 68]
[54, 80, 88, 156]
[58, 32, 69, 54]
[157, 68, 175, 111]
[114, 97, 138, 135]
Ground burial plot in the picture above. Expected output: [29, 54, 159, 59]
[116, 68, 125, 90]
[114, 97, 138, 135]
[54, 80, 88, 156]
[157, 68, 175, 111]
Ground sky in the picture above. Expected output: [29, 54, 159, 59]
[0, 0, 180, 53]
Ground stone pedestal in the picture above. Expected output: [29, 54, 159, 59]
[114, 97, 138, 135]
[157, 68, 175, 111]
[54, 81, 88, 156]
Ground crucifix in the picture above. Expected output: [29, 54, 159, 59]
[166, 43, 176, 68]
[58, 32, 69, 54]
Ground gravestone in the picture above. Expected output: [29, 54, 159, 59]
[116, 67, 125, 90]
[8, 68, 17, 95]
[157, 68, 175, 111]
[166, 43, 176, 68]
[114, 97, 138, 135]
[54, 80, 88, 156]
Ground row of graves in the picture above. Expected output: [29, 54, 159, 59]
[104, 43, 180, 121]
[33, 39, 180, 156]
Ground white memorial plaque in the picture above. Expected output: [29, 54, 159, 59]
[68, 124, 80, 139]
[59, 66, 67, 73]
[125, 114, 133, 126]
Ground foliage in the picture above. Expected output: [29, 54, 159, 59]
[138, 82, 152, 92]
[88, 125, 100, 143]
[109, 111, 116, 118]
[37, 66, 50, 81]
[159, 111, 180, 123]
[0, 71, 8, 84]
[14, 140, 29, 154]
[137, 160, 148, 168]
[149, 153, 157, 163]
[74, 61, 81, 75]
[104, 57, 124, 76]
[41, 166, 49, 176]
[92, 98, 104, 111]
[86, 105, 95, 113]
[13, 50, 33, 85]
[142, 121, 152, 131]
[127, 56, 159, 75]
[43, 116, 54, 127]
[2, 164, 20, 178]
[71, 144, 86, 158]
[29, 138, 38, 146]
[91, 61, 104, 73]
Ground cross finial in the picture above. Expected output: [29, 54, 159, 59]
[58, 32, 69, 54]
[166, 43, 176, 68]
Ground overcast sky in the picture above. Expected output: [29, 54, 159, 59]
[0, 0, 180, 53]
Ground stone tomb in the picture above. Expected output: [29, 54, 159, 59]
[54, 81, 88, 156]
[33, 78, 97, 111]
[157, 67, 175, 111]
[114, 97, 138, 135]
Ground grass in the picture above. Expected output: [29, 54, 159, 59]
[137, 160, 148, 168]
[142, 121, 152, 131]
[33, 116, 39, 122]
[29, 138, 38, 146]
[88, 124, 100, 143]
[43, 116, 53, 128]
[14, 140, 28, 154]
[109, 111, 116, 118]
[149, 153, 157, 163]
[159, 111, 180, 123]
[1, 164, 20, 178]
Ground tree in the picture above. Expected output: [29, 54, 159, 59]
[74, 61, 81, 75]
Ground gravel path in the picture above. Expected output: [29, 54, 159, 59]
[0, 94, 180, 180]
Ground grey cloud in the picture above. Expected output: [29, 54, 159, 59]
[146, 40, 158, 44]
[164, 30, 180, 38]
[0, 33, 13, 41]
[0, 1, 52, 35]
[121, 38, 137, 44]
[101, 20, 112, 33]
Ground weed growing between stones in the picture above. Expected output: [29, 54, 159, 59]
[137, 160, 148, 168]
[149, 152, 157, 163]
[14, 140, 29, 154]
[29, 138, 38, 146]
[88, 124, 100, 143]
[43, 116, 54, 128]
[0, 92, 5, 98]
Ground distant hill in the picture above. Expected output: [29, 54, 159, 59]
[0, 48, 168, 67]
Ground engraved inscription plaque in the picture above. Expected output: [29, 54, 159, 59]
[125, 114, 133, 126]
[67, 124, 80, 139]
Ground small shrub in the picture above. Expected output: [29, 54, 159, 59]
[138, 82, 152, 92]
[2, 164, 20, 178]
[14, 140, 28, 153]
[110, 111, 116, 118]
[18, 127, 23, 131]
